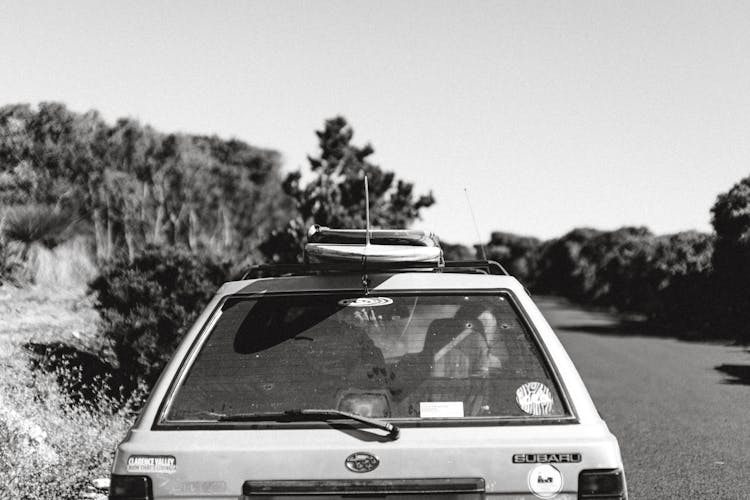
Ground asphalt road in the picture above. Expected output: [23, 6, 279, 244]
[535, 297, 750, 500]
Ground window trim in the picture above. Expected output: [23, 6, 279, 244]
[153, 288, 578, 430]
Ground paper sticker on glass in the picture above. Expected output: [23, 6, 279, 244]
[515, 382, 554, 416]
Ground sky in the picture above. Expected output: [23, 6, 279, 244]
[1, 0, 749, 244]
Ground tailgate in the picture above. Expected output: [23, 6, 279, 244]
[113, 424, 622, 499]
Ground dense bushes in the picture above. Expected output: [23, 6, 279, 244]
[441, 241, 475, 261]
[529, 227, 717, 334]
[492, 174, 750, 344]
[90, 246, 232, 388]
[441, 222, 726, 341]
[534, 227, 656, 307]
[484, 232, 541, 284]
[710, 175, 750, 343]
[534, 228, 603, 297]
[0, 363, 137, 499]
[646, 231, 714, 330]
[570, 227, 657, 311]
[0, 102, 289, 264]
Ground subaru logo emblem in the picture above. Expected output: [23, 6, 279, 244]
[345, 452, 379, 473]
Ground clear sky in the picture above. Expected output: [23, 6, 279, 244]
[2, 0, 749, 244]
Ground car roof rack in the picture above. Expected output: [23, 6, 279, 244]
[241, 260, 509, 280]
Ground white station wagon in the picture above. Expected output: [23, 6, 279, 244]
[109, 226, 627, 500]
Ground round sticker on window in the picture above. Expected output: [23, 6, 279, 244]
[338, 297, 393, 307]
[515, 382, 554, 416]
[527, 464, 563, 498]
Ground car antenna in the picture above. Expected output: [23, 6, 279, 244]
[464, 187, 488, 261]
[362, 174, 371, 294]
[365, 175, 371, 248]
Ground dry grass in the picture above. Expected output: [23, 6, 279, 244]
[0, 279, 138, 499]
[0, 368, 139, 499]
[28, 236, 98, 290]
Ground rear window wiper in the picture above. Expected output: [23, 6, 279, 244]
[218, 409, 400, 440]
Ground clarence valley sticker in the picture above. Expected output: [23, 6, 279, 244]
[338, 297, 393, 307]
[528, 464, 563, 498]
[127, 455, 177, 474]
[515, 382, 554, 416]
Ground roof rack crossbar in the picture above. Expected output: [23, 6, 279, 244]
[443, 260, 509, 276]
[241, 260, 508, 280]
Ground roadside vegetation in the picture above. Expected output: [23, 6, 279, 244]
[0, 102, 748, 498]
[0, 104, 434, 499]
[450, 183, 747, 344]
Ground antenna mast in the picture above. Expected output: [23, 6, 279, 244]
[464, 188, 487, 260]
[365, 175, 371, 247]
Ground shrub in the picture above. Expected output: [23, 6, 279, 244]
[441, 241, 476, 261]
[533, 228, 602, 297]
[646, 231, 714, 332]
[1, 204, 77, 249]
[0, 363, 139, 500]
[580, 227, 657, 311]
[89, 246, 232, 388]
[535, 226, 660, 311]
[484, 232, 541, 285]
[24, 342, 127, 407]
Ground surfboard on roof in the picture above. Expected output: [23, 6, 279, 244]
[304, 225, 443, 264]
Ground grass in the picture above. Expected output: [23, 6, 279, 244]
[0, 281, 139, 500]
[28, 236, 98, 289]
[1, 204, 78, 249]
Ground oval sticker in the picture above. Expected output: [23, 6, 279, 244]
[345, 452, 380, 473]
[515, 382, 554, 416]
[528, 464, 563, 498]
[338, 297, 393, 307]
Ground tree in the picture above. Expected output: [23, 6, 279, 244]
[533, 228, 602, 296]
[583, 226, 657, 310]
[261, 116, 435, 262]
[0, 102, 96, 208]
[711, 175, 750, 342]
[441, 242, 475, 261]
[532, 226, 657, 310]
[484, 231, 541, 284]
[0, 102, 286, 264]
[646, 231, 714, 330]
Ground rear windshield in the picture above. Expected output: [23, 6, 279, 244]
[162, 292, 568, 424]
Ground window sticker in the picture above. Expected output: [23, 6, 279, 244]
[528, 464, 563, 498]
[419, 401, 464, 418]
[515, 382, 554, 416]
[338, 297, 393, 307]
[127, 455, 177, 474]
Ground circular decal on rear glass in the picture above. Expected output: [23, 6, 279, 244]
[528, 464, 563, 498]
[515, 382, 554, 416]
[338, 297, 393, 307]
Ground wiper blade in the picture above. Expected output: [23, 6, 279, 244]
[218, 409, 400, 440]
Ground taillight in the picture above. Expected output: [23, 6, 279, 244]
[578, 469, 626, 499]
[108, 474, 152, 500]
